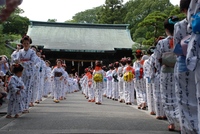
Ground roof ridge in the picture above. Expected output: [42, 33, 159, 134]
[30, 21, 129, 29]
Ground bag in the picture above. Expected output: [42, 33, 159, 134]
[162, 52, 176, 67]
[123, 72, 134, 82]
[192, 12, 200, 34]
[107, 76, 112, 81]
[93, 73, 103, 82]
[177, 56, 189, 73]
[173, 43, 183, 56]
[162, 37, 176, 67]
[113, 73, 118, 82]
[55, 72, 62, 77]
[180, 35, 191, 56]
[135, 68, 143, 80]
[162, 65, 174, 73]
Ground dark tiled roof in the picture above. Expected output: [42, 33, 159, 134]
[27, 21, 134, 52]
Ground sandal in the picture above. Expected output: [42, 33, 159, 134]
[14, 114, 19, 118]
[54, 100, 60, 103]
[162, 116, 167, 120]
[156, 116, 162, 120]
[22, 110, 29, 114]
[5, 115, 12, 118]
[29, 103, 34, 107]
[150, 112, 156, 115]
[141, 107, 146, 110]
[35, 101, 39, 104]
[168, 124, 175, 131]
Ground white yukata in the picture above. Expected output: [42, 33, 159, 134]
[7, 75, 25, 115]
[106, 70, 113, 98]
[102, 70, 107, 96]
[73, 78, 79, 91]
[93, 69, 104, 103]
[81, 75, 88, 97]
[174, 18, 198, 133]
[143, 56, 155, 113]
[31, 56, 40, 103]
[68, 77, 74, 93]
[11, 50, 20, 64]
[149, 54, 165, 118]
[123, 65, 134, 104]
[117, 65, 125, 102]
[39, 60, 46, 99]
[86, 72, 94, 101]
[16, 48, 38, 110]
[51, 67, 66, 101]
[60, 71, 69, 98]
[44, 66, 52, 97]
[186, 1, 200, 133]
[154, 36, 179, 125]
[133, 60, 146, 107]
[71, 78, 77, 92]
[112, 68, 119, 100]
[79, 76, 84, 93]
[63, 77, 69, 94]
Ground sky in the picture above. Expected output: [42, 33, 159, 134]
[19, 0, 180, 22]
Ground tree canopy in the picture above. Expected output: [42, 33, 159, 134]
[47, 19, 57, 22]
[69, 0, 184, 48]
[0, 7, 29, 58]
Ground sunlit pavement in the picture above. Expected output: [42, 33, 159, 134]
[0, 91, 178, 134]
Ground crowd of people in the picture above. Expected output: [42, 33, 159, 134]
[0, 35, 80, 118]
[79, 0, 200, 133]
[0, 0, 200, 133]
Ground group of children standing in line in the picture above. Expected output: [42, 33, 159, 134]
[80, 0, 200, 133]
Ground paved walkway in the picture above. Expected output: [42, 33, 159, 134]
[0, 92, 179, 134]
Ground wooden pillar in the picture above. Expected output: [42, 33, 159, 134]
[78, 62, 80, 76]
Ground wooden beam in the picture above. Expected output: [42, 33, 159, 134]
[62, 59, 96, 62]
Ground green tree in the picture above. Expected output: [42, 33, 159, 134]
[47, 19, 57, 22]
[3, 15, 29, 36]
[169, 5, 186, 20]
[138, 11, 167, 46]
[124, 0, 173, 42]
[0, 7, 29, 57]
[71, 7, 101, 23]
[98, 0, 124, 24]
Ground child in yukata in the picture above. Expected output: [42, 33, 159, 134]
[6, 64, 25, 118]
